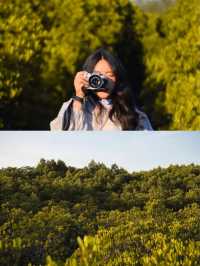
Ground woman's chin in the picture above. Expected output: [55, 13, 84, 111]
[96, 91, 110, 99]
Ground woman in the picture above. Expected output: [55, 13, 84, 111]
[50, 48, 153, 130]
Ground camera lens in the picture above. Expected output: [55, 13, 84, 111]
[89, 74, 103, 89]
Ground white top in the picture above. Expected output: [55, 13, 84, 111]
[50, 98, 153, 131]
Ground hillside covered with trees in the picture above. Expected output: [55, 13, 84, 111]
[0, 160, 200, 265]
[0, 0, 199, 130]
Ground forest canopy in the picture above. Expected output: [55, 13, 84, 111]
[0, 0, 199, 129]
[0, 160, 200, 265]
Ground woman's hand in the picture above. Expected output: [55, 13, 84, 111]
[74, 71, 89, 98]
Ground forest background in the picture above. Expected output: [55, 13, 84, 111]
[0, 0, 199, 130]
[1, 161, 200, 265]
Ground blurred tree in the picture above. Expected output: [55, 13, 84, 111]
[141, 0, 200, 129]
[0, 0, 51, 129]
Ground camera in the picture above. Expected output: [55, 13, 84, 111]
[84, 72, 115, 92]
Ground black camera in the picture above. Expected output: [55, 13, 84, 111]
[84, 72, 115, 92]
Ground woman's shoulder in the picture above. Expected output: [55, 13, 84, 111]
[135, 107, 153, 130]
[58, 99, 74, 115]
[50, 99, 73, 130]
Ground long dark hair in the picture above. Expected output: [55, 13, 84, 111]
[82, 48, 139, 130]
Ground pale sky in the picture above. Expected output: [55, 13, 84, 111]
[0, 132, 199, 172]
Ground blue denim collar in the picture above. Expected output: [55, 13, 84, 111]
[99, 98, 112, 106]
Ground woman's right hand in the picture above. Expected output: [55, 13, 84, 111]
[74, 71, 89, 98]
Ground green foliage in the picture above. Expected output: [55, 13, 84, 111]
[1, 161, 200, 265]
[48, 218, 200, 265]
[162, 0, 200, 129]
[141, 0, 200, 129]
[0, 0, 50, 129]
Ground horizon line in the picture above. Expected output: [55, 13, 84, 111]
[0, 159, 199, 174]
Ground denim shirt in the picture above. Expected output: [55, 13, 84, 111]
[50, 98, 153, 131]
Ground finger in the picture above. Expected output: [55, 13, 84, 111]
[78, 76, 89, 84]
[80, 81, 89, 88]
[75, 72, 83, 80]
[77, 71, 86, 77]
[79, 75, 88, 83]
